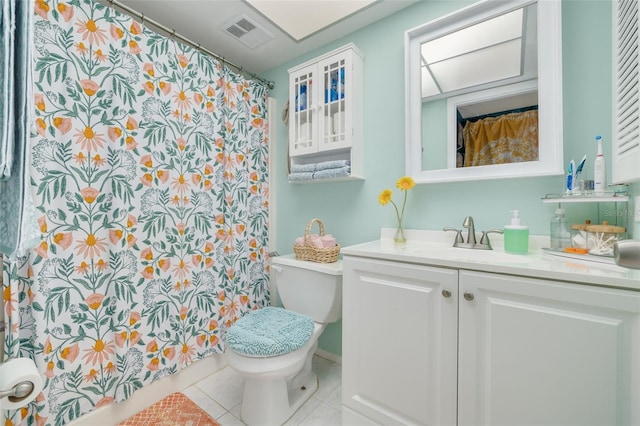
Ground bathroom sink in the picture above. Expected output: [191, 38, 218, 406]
[374, 229, 539, 267]
[444, 247, 531, 264]
[401, 243, 532, 265]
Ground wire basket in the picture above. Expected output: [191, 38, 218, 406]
[293, 218, 340, 263]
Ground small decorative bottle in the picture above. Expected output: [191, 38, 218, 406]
[549, 208, 571, 250]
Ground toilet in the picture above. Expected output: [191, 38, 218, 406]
[224, 254, 342, 426]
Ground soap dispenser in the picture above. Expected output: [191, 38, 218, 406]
[504, 210, 529, 254]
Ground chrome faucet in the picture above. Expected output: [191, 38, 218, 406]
[444, 216, 503, 250]
[462, 216, 476, 244]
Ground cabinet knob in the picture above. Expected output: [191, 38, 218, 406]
[463, 292, 475, 301]
[442, 289, 452, 298]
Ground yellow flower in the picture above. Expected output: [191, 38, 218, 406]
[378, 176, 415, 226]
[396, 176, 416, 191]
[378, 189, 392, 206]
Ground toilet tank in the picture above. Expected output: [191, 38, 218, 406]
[271, 254, 342, 324]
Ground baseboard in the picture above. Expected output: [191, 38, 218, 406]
[68, 354, 227, 425]
[315, 348, 342, 365]
[342, 405, 380, 425]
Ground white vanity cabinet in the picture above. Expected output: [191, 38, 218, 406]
[342, 256, 640, 426]
[458, 270, 640, 426]
[287, 43, 363, 180]
[342, 257, 459, 425]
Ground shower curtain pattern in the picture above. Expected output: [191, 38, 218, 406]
[462, 110, 538, 167]
[2, 1, 270, 425]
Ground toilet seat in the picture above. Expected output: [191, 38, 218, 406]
[225, 307, 314, 357]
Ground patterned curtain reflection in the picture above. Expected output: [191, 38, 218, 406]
[2, 1, 270, 425]
[462, 109, 538, 167]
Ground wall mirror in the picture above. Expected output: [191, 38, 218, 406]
[405, 0, 563, 183]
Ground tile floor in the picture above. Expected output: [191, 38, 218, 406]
[181, 355, 342, 425]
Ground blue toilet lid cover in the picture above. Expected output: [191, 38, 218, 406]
[225, 307, 314, 357]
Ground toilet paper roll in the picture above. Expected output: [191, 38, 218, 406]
[0, 358, 44, 410]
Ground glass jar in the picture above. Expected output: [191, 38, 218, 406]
[570, 220, 591, 249]
[586, 221, 626, 257]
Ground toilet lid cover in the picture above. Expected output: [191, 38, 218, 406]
[224, 307, 314, 357]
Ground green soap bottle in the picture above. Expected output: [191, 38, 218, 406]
[504, 210, 529, 254]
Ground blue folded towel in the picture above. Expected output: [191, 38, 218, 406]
[290, 160, 351, 174]
[290, 163, 317, 173]
[288, 172, 314, 181]
[314, 166, 351, 179]
[224, 307, 314, 357]
[315, 160, 350, 171]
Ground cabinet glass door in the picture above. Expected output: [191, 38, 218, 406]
[291, 65, 316, 155]
[319, 55, 351, 151]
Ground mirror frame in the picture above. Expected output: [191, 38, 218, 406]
[404, 0, 563, 184]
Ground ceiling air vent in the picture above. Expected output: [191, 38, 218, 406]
[224, 14, 274, 49]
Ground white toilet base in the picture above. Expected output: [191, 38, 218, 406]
[239, 341, 319, 426]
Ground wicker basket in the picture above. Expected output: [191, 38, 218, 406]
[293, 218, 340, 263]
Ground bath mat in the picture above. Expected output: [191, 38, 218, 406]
[118, 392, 220, 426]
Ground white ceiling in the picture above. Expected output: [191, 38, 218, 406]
[107, 0, 419, 76]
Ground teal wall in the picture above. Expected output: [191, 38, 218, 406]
[262, 0, 638, 356]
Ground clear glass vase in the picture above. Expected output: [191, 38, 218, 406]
[393, 221, 407, 245]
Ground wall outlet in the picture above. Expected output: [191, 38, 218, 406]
[635, 196, 640, 222]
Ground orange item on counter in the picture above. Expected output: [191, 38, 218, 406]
[564, 247, 589, 254]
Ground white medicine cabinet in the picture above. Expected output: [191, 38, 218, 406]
[287, 43, 364, 182]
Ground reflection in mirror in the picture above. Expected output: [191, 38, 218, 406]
[420, 5, 535, 99]
[454, 90, 538, 168]
[405, 0, 563, 183]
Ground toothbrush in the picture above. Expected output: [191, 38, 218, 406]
[575, 155, 586, 182]
[566, 159, 574, 193]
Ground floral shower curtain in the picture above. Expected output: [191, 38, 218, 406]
[2, 1, 270, 425]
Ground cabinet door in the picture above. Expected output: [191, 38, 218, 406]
[317, 51, 352, 152]
[458, 270, 640, 426]
[342, 257, 458, 425]
[612, 0, 640, 184]
[289, 63, 317, 156]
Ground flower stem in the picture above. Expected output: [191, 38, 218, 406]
[400, 190, 407, 224]
[390, 200, 401, 224]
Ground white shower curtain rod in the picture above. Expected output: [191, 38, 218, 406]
[106, 0, 275, 90]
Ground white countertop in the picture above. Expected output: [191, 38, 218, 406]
[340, 229, 640, 292]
